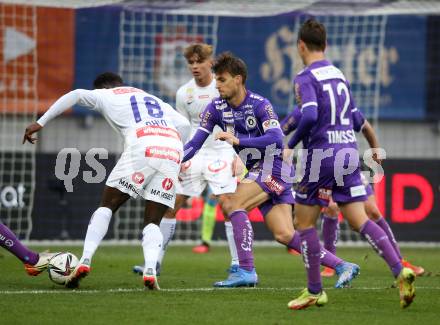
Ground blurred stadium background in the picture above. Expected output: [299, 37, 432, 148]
[0, 0, 439, 245]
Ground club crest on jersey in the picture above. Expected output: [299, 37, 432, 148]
[245, 116, 257, 129]
[208, 160, 227, 173]
[131, 172, 145, 185]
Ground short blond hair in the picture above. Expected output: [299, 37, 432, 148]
[184, 43, 213, 61]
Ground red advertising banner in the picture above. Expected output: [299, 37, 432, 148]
[0, 4, 74, 114]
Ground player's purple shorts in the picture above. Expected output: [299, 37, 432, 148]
[295, 165, 367, 207]
[245, 164, 295, 216]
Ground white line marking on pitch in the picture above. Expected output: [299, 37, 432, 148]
[1, 286, 439, 295]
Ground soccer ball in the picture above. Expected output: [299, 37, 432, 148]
[47, 252, 79, 285]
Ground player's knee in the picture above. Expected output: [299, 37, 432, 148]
[218, 196, 233, 216]
[101, 197, 125, 213]
[273, 230, 292, 245]
[366, 205, 381, 221]
[293, 217, 314, 230]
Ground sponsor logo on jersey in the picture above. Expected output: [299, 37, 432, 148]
[233, 111, 244, 119]
[131, 172, 145, 185]
[264, 104, 277, 119]
[208, 160, 227, 173]
[262, 119, 280, 131]
[119, 179, 140, 195]
[350, 185, 367, 197]
[215, 102, 228, 110]
[200, 111, 212, 128]
[249, 93, 264, 101]
[245, 116, 257, 129]
[150, 188, 173, 201]
[223, 111, 233, 118]
[263, 175, 284, 195]
[294, 83, 302, 107]
[310, 65, 346, 82]
[136, 125, 180, 140]
[318, 188, 332, 201]
[112, 87, 144, 95]
[198, 94, 210, 99]
[145, 146, 181, 163]
[162, 178, 174, 190]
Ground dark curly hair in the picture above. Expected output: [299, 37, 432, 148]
[212, 52, 247, 84]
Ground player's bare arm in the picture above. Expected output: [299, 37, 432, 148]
[362, 120, 382, 165]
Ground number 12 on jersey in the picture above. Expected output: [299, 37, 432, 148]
[322, 82, 350, 126]
[130, 95, 163, 122]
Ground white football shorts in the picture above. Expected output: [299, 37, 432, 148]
[106, 126, 183, 208]
[176, 148, 237, 197]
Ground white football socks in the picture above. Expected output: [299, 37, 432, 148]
[142, 223, 163, 275]
[81, 207, 112, 264]
[225, 221, 239, 266]
[157, 217, 176, 265]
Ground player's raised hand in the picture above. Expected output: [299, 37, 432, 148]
[371, 148, 383, 165]
[215, 131, 239, 146]
[23, 122, 43, 144]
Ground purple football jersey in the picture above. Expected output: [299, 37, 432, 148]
[294, 60, 359, 154]
[293, 60, 367, 206]
[199, 90, 285, 174]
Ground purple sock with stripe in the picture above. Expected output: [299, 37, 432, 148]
[321, 214, 339, 255]
[229, 210, 254, 271]
[298, 228, 322, 294]
[288, 231, 343, 269]
[376, 217, 402, 260]
[360, 220, 402, 277]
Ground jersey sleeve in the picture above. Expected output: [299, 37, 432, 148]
[255, 99, 282, 133]
[352, 108, 366, 132]
[198, 102, 219, 134]
[346, 84, 366, 132]
[175, 87, 190, 121]
[280, 106, 302, 135]
[294, 74, 318, 112]
[37, 89, 100, 126]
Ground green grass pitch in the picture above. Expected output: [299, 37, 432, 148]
[1, 246, 439, 324]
